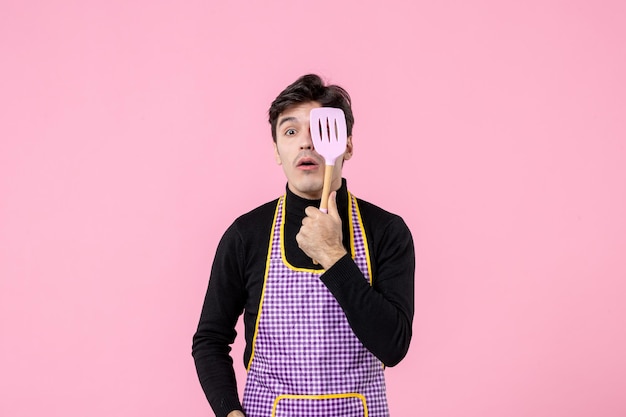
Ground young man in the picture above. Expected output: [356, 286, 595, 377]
[192, 74, 415, 417]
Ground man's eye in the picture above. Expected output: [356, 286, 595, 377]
[285, 129, 296, 136]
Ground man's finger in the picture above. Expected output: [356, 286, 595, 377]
[327, 191, 340, 221]
[304, 206, 320, 218]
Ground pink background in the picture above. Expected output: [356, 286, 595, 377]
[1, 1, 625, 416]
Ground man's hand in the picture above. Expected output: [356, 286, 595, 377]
[296, 191, 347, 269]
[227, 411, 245, 417]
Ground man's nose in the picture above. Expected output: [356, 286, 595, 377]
[300, 128, 314, 150]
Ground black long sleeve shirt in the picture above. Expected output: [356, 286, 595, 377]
[192, 180, 415, 417]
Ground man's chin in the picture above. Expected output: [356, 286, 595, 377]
[288, 182, 323, 200]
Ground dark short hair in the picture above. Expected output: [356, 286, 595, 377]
[268, 74, 354, 142]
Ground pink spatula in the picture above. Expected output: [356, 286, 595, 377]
[310, 107, 348, 213]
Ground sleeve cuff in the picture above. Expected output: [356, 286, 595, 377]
[216, 397, 244, 417]
[320, 254, 365, 291]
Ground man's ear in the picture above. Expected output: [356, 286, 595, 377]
[343, 136, 354, 161]
[273, 141, 282, 165]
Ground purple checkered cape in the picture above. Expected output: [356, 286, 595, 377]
[242, 193, 389, 417]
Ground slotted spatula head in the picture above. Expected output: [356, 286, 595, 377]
[310, 107, 347, 166]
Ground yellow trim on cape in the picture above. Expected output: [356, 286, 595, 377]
[247, 192, 375, 370]
[349, 191, 374, 285]
[279, 195, 325, 274]
[246, 196, 282, 371]
[271, 393, 369, 417]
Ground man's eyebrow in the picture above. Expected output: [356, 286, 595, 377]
[277, 116, 298, 128]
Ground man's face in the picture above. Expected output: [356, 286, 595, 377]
[273, 101, 353, 200]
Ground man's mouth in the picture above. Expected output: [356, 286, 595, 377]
[296, 157, 320, 170]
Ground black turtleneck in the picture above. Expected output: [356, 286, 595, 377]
[192, 179, 415, 417]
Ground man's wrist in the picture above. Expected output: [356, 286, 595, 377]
[320, 248, 348, 270]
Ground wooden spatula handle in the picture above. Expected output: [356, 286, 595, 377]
[312, 163, 335, 266]
[319, 164, 334, 213]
